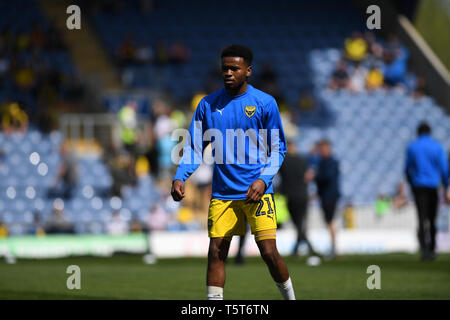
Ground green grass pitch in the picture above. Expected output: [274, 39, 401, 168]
[1, 253, 449, 299]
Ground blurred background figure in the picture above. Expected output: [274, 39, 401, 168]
[189, 144, 213, 215]
[147, 203, 169, 231]
[328, 60, 350, 90]
[365, 65, 384, 91]
[118, 100, 140, 184]
[106, 211, 129, 235]
[405, 122, 450, 261]
[344, 31, 367, 64]
[279, 139, 317, 257]
[392, 181, 409, 210]
[48, 144, 79, 200]
[29, 213, 46, 236]
[313, 140, 340, 259]
[45, 199, 74, 234]
[0, 220, 8, 238]
[0, 102, 29, 135]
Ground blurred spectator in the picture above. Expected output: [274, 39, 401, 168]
[29, 213, 46, 236]
[343, 202, 356, 229]
[119, 100, 140, 184]
[279, 139, 317, 257]
[328, 60, 350, 90]
[190, 144, 213, 214]
[0, 102, 29, 134]
[119, 100, 139, 156]
[16, 29, 30, 52]
[130, 220, 143, 233]
[49, 144, 79, 199]
[366, 66, 384, 91]
[106, 211, 129, 235]
[375, 194, 390, 217]
[176, 206, 197, 229]
[382, 50, 407, 89]
[147, 203, 169, 230]
[153, 100, 176, 183]
[349, 65, 368, 93]
[363, 31, 383, 60]
[105, 145, 134, 197]
[297, 89, 317, 111]
[307, 142, 321, 171]
[169, 41, 191, 64]
[256, 62, 282, 101]
[412, 76, 427, 99]
[145, 137, 160, 179]
[344, 31, 367, 63]
[392, 181, 409, 209]
[135, 42, 154, 65]
[313, 139, 340, 259]
[0, 51, 10, 79]
[0, 220, 8, 238]
[190, 91, 207, 112]
[384, 33, 402, 56]
[15, 61, 35, 90]
[45, 201, 75, 234]
[118, 35, 136, 66]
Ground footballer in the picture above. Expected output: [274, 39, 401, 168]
[171, 45, 295, 300]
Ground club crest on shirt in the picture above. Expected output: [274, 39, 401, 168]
[245, 106, 256, 118]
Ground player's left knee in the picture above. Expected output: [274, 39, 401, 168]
[259, 244, 279, 265]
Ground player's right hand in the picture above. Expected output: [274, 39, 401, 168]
[446, 188, 450, 204]
[171, 180, 185, 202]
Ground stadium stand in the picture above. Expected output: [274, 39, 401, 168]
[0, 0, 449, 236]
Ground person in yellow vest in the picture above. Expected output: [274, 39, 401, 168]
[1, 102, 29, 135]
[118, 101, 139, 183]
[366, 67, 384, 90]
[344, 31, 368, 63]
[0, 221, 8, 238]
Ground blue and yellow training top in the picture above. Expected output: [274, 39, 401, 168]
[173, 84, 287, 200]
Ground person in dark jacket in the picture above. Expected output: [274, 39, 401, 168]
[405, 122, 450, 260]
[279, 140, 317, 257]
[314, 139, 340, 259]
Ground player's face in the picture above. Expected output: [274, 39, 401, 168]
[221, 57, 251, 90]
[319, 143, 332, 157]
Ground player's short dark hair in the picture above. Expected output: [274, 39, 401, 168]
[417, 121, 431, 136]
[221, 45, 253, 66]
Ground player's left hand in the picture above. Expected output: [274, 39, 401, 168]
[245, 179, 266, 203]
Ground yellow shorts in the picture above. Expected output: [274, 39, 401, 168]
[208, 194, 277, 240]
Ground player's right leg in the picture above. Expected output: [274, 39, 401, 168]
[206, 199, 245, 299]
[206, 237, 231, 300]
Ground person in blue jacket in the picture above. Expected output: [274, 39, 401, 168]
[314, 139, 340, 259]
[405, 122, 450, 260]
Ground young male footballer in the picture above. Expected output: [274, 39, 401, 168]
[171, 45, 295, 300]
